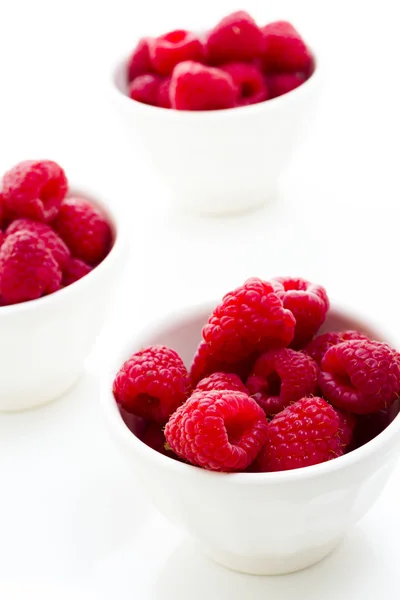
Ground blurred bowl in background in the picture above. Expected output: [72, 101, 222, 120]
[109, 45, 321, 216]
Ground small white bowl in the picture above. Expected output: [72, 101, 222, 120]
[101, 301, 400, 575]
[0, 185, 126, 412]
[109, 49, 321, 216]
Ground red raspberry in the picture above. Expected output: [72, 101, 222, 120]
[190, 341, 252, 387]
[113, 345, 189, 424]
[206, 11, 264, 64]
[246, 348, 318, 415]
[165, 389, 268, 472]
[5, 218, 70, 269]
[2, 160, 68, 223]
[62, 257, 92, 287]
[141, 423, 179, 460]
[128, 74, 162, 106]
[221, 62, 268, 106]
[0, 231, 61, 304]
[257, 397, 343, 472]
[304, 330, 369, 366]
[268, 72, 307, 99]
[262, 21, 312, 73]
[118, 406, 147, 438]
[203, 277, 295, 364]
[336, 409, 357, 447]
[340, 330, 371, 342]
[196, 372, 248, 394]
[319, 340, 400, 415]
[149, 30, 204, 76]
[272, 276, 329, 348]
[0, 192, 5, 229]
[350, 399, 400, 450]
[170, 61, 238, 111]
[157, 77, 172, 108]
[127, 38, 153, 83]
[53, 196, 111, 265]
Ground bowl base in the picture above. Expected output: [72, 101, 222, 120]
[171, 186, 278, 218]
[198, 536, 344, 576]
[0, 369, 84, 413]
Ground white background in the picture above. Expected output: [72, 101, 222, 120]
[0, 0, 399, 597]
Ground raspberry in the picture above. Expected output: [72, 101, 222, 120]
[149, 30, 204, 76]
[0, 192, 5, 229]
[319, 340, 400, 414]
[53, 196, 111, 265]
[118, 405, 147, 438]
[272, 277, 329, 348]
[246, 348, 318, 415]
[196, 372, 249, 394]
[2, 160, 68, 223]
[304, 330, 369, 366]
[62, 257, 92, 287]
[221, 62, 268, 106]
[5, 218, 70, 269]
[157, 77, 172, 108]
[336, 409, 357, 447]
[113, 345, 189, 424]
[165, 389, 268, 472]
[350, 399, 400, 449]
[206, 11, 264, 64]
[170, 61, 238, 111]
[128, 74, 162, 106]
[268, 72, 307, 99]
[262, 21, 312, 73]
[0, 231, 61, 304]
[202, 277, 295, 363]
[257, 397, 343, 472]
[127, 38, 153, 83]
[190, 341, 252, 387]
[341, 330, 371, 342]
[141, 423, 179, 459]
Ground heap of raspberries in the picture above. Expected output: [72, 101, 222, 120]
[112, 276, 400, 473]
[125, 12, 314, 110]
[0, 160, 112, 305]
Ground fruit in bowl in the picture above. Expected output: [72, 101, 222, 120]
[102, 277, 400, 575]
[112, 277, 400, 473]
[111, 13, 320, 215]
[125, 12, 314, 110]
[0, 159, 125, 411]
[0, 160, 112, 306]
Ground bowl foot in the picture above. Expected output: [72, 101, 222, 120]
[0, 369, 84, 412]
[171, 187, 278, 217]
[198, 536, 345, 576]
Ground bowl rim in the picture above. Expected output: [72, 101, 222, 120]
[0, 183, 127, 316]
[101, 299, 400, 485]
[109, 46, 321, 119]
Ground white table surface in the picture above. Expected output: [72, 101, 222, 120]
[1, 0, 400, 596]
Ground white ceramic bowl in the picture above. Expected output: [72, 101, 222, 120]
[109, 50, 321, 216]
[101, 301, 400, 576]
[0, 186, 126, 412]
